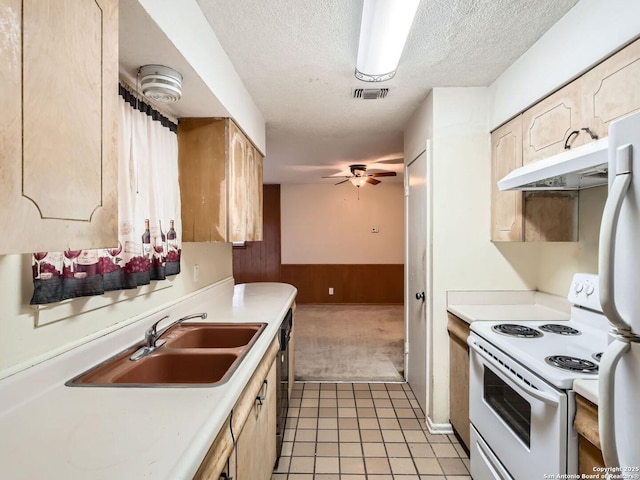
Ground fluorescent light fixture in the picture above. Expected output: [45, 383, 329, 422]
[355, 0, 420, 82]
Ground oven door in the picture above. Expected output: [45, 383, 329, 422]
[469, 334, 568, 480]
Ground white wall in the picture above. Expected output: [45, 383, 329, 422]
[404, 87, 540, 426]
[280, 183, 404, 265]
[0, 243, 231, 375]
[489, 0, 640, 129]
[404, 93, 433, 164]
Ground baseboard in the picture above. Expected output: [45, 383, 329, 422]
[425, 415, 454, 435]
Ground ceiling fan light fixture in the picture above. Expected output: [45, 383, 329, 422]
[139, 64, 183, 103]
[350, 177, 368, 187]
[355, 0, 421, 82]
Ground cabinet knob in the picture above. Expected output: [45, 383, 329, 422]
[415, 292, 425, 301]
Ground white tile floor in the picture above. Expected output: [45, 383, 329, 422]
[272, 382, 470, 480]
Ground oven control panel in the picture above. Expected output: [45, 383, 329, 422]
[568, 273, 601, 311]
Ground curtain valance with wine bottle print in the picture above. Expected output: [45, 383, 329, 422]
[30, 87, 182, 305]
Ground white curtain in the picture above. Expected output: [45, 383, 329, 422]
[31, 88, 182, 304]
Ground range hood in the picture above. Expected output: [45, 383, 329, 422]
[498, 138, 609, 191]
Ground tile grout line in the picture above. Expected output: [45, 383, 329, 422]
[277, 381, 469, 479]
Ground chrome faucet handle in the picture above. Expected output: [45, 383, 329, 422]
[133, 313, 208, 361]
[145, 315, 170, 348]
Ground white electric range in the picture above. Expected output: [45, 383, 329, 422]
[468, 274, 609, 480]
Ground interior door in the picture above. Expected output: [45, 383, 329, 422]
[406, 148, 428, 413]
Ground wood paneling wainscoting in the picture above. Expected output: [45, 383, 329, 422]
[280, 264, 403, 304]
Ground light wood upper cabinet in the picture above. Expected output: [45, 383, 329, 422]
[491, 37, 640, 242]
[521, 37, 640, 168]
[491, 115, 578, 242]
[522, 79, 584, 164]
[491, 115, 524, 241]
[178, 118, 264, 243]
[582, 37, 640, 139]
[0, 0, 118, 254]
[228, 121, 264, 242]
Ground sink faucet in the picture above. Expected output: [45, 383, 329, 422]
[130, 312, 208, 361]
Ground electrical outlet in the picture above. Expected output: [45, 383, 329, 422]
[371, 226, 379, 233]
[193, 264, 200, 282]
[329, 287, 334, 295]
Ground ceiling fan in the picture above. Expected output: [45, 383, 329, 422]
[323, 164, 397, 187]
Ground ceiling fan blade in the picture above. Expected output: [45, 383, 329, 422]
[369, 171, 397, 178]
[322, 175, 351, 179]
[335, 179, 350, 185]
[367, 178, 381, 185]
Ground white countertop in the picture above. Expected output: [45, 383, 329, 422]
[0, 280, 296, 480]
[447, 290, 571, 324]
[574, 379, 599, 405]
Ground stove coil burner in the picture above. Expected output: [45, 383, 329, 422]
[593, 352, 603, 362]
[492, 324, 543, 338]
[539, 324, 581, 335]
[545, 355, 599, 373]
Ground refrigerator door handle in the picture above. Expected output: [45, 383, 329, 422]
[598, 338, 630, 469]
[599, 144, 633, 332]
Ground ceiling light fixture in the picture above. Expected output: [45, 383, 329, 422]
[355, 0, 420, 82]
[349, 177, 367, 187]
[138, 64, 183, 103]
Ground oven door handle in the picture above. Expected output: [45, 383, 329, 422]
[469, 340, 560, 407]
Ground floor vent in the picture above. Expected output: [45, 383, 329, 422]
[353, 88, 389, 100]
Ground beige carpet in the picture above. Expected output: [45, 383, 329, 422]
[293, 304, 404, 382]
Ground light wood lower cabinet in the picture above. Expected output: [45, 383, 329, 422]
[574, 395, 605, 474]
[235, 361, 277, 480]
[194, 338, 278, 480]
[447, 313, 470, 450]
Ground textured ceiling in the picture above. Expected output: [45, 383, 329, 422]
[133, 0, 581, 184]
[196, 0, 580, 184]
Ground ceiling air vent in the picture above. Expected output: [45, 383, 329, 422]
[353, 88, 389, 100]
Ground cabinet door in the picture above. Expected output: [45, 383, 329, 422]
[491, 115, 524, 242]
[288, 325, 295, 401]
[228, 121, 264, 242]
[582, 38, 640, 140]
[574, 395, 605, 474]
[447, 313, 470, 449]
[228, 120, 249, 242]
[522, 78, 584, 165]
[0, 0, 118, 254]
[178, 118, 227, 242]
[236, 361, 277, 480]
[245, 145, 264, 242]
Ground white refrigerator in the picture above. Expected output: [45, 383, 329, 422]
[599, 110, 640, 470]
